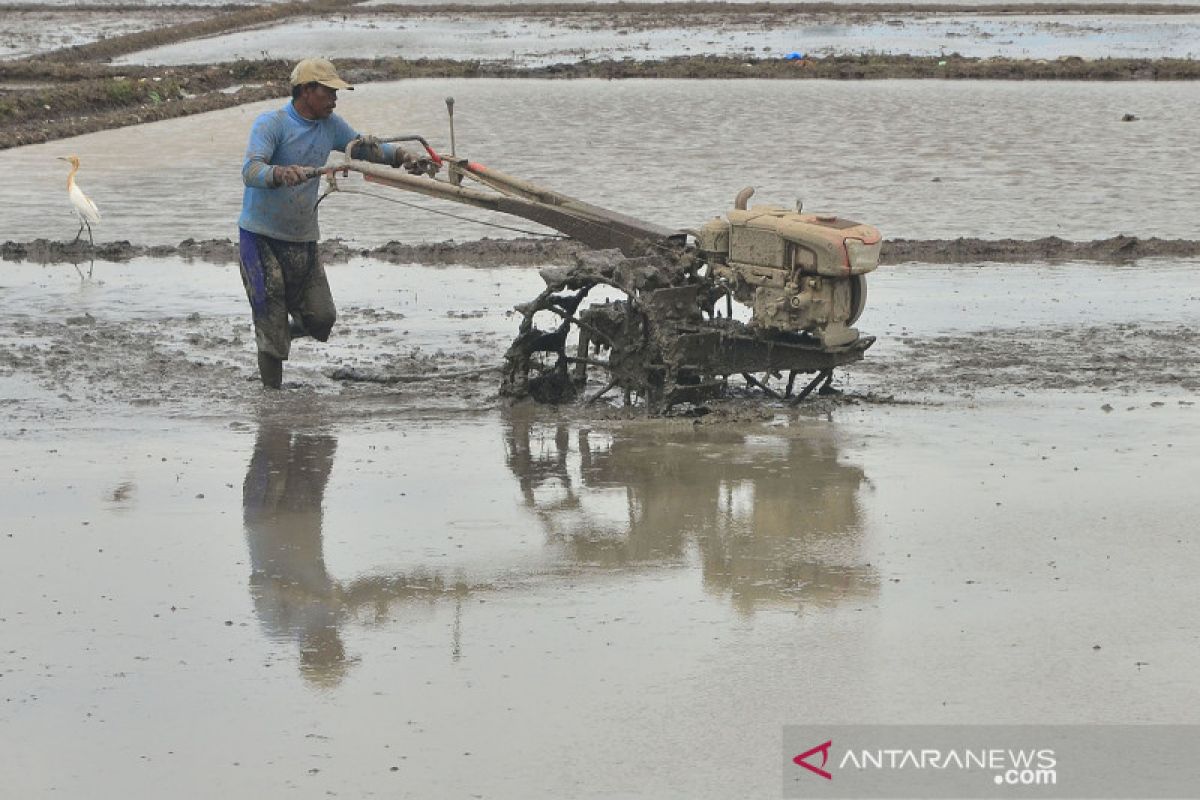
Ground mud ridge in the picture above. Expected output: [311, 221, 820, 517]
[882, 235, 1200, 263]
[859, 321, 1200, 394]
[0, 236, 588, 267]
[6, 235, 1200, 268]
[362, 2, 1200, 12]
[6, 53, 1198, 150]
[27, 0, 365, 64]
[11, 2, 1200, 16]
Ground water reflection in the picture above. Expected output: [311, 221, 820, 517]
[242, 414, 876, 685]
[242, 422, 474, 686]
[503, 413, 878, 614]
[242, 423, 349, 687]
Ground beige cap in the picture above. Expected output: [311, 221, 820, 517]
[290, 58, 353, 90]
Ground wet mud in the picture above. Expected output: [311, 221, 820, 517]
[881, 234, 1200, 263]
[5, 54, 1198, 149]
[7, 234, 1200, 267]
[865, 323, 1200, 395]
[2, 257, 1196, 425]
[116, 10, 1200, 67]
[5, 4, 1200, 797]
[6, 1, 1200, 148]
[24, 0, 363, 63]
[0, 8, 210, 61]
[0, 235, 583, 266]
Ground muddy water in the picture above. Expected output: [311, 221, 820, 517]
[4, 249, 1200, 795]
[1, 9, 209, 60]
[3, 256, 1198, 421]
[5, 79, 1199, 247]
[115, 13, 1200, 66]
[0, 0, 285, 6]
[2, 380, 1198, 797]
[357, 0, 1200, 5]
[0, 257, 542, 424]
[5, 11, 1200, 795]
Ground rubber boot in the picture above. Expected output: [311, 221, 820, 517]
[257, 351, 283, 389]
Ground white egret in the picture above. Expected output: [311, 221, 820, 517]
[57, 155, 101, 246]
[57, 155, 101, 279]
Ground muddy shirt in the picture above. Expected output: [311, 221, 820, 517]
[239, 102, 393, 242]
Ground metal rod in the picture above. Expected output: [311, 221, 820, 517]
[586, 379, 619, 405]
[572, 328, 591, 387]
[541, 305, 611, 345]
[742, 372, 782, 400]
[564, 355, 612, 370]
[790, 369, 832, 405]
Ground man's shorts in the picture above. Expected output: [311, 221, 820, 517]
[238, 228, 336, 359]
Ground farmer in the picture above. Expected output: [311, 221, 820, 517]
[238, 57, 429, 388]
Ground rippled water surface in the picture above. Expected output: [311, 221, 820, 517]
[6, 5, 1200, 795]
[3, 349, 1198, 798]
[3, 243, 1200, 796]
[8, 0, 1196, 5]
[114, 13, 1200, 65]
[6, 79, 1199, 245]
[1, 10, 208, 60]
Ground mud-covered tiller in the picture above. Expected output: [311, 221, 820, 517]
[313, 99, 884, 414]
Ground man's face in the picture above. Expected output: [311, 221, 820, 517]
[299, 83, 337, 119]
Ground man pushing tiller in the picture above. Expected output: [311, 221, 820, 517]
[237, 57, 431, 388]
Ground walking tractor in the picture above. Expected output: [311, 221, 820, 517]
[318, 100, 883, 414]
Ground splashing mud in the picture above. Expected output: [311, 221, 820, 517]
[3, 256, 1197, 424]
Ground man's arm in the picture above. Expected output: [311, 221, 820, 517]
[331, 116, 410, 167]
[242, 115, 280, 188]
[243, 114, 310, 188]
[352, 137, 431, 173]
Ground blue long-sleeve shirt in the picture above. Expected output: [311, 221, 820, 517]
[239, 102, 395, 242]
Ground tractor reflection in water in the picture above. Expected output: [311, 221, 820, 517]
[502, 413, 878, 614]
[240, 414, 877, 685]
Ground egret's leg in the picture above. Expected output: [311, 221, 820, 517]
[72, 223, 84, 244]
[85, 221, 94, 248]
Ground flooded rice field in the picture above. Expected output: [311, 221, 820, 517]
[5, 1, 1200, 796]
[10, 0, 1192, 6]
[3, 254, 1199, 797]
[0, 0, 289, 6]
[6, 78, 1200, 247]
[112, 12, 1200, 65]
[3, 405, 1199, 797]
[1, 8, 208, 60]
[2, 257, 1199, 420]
